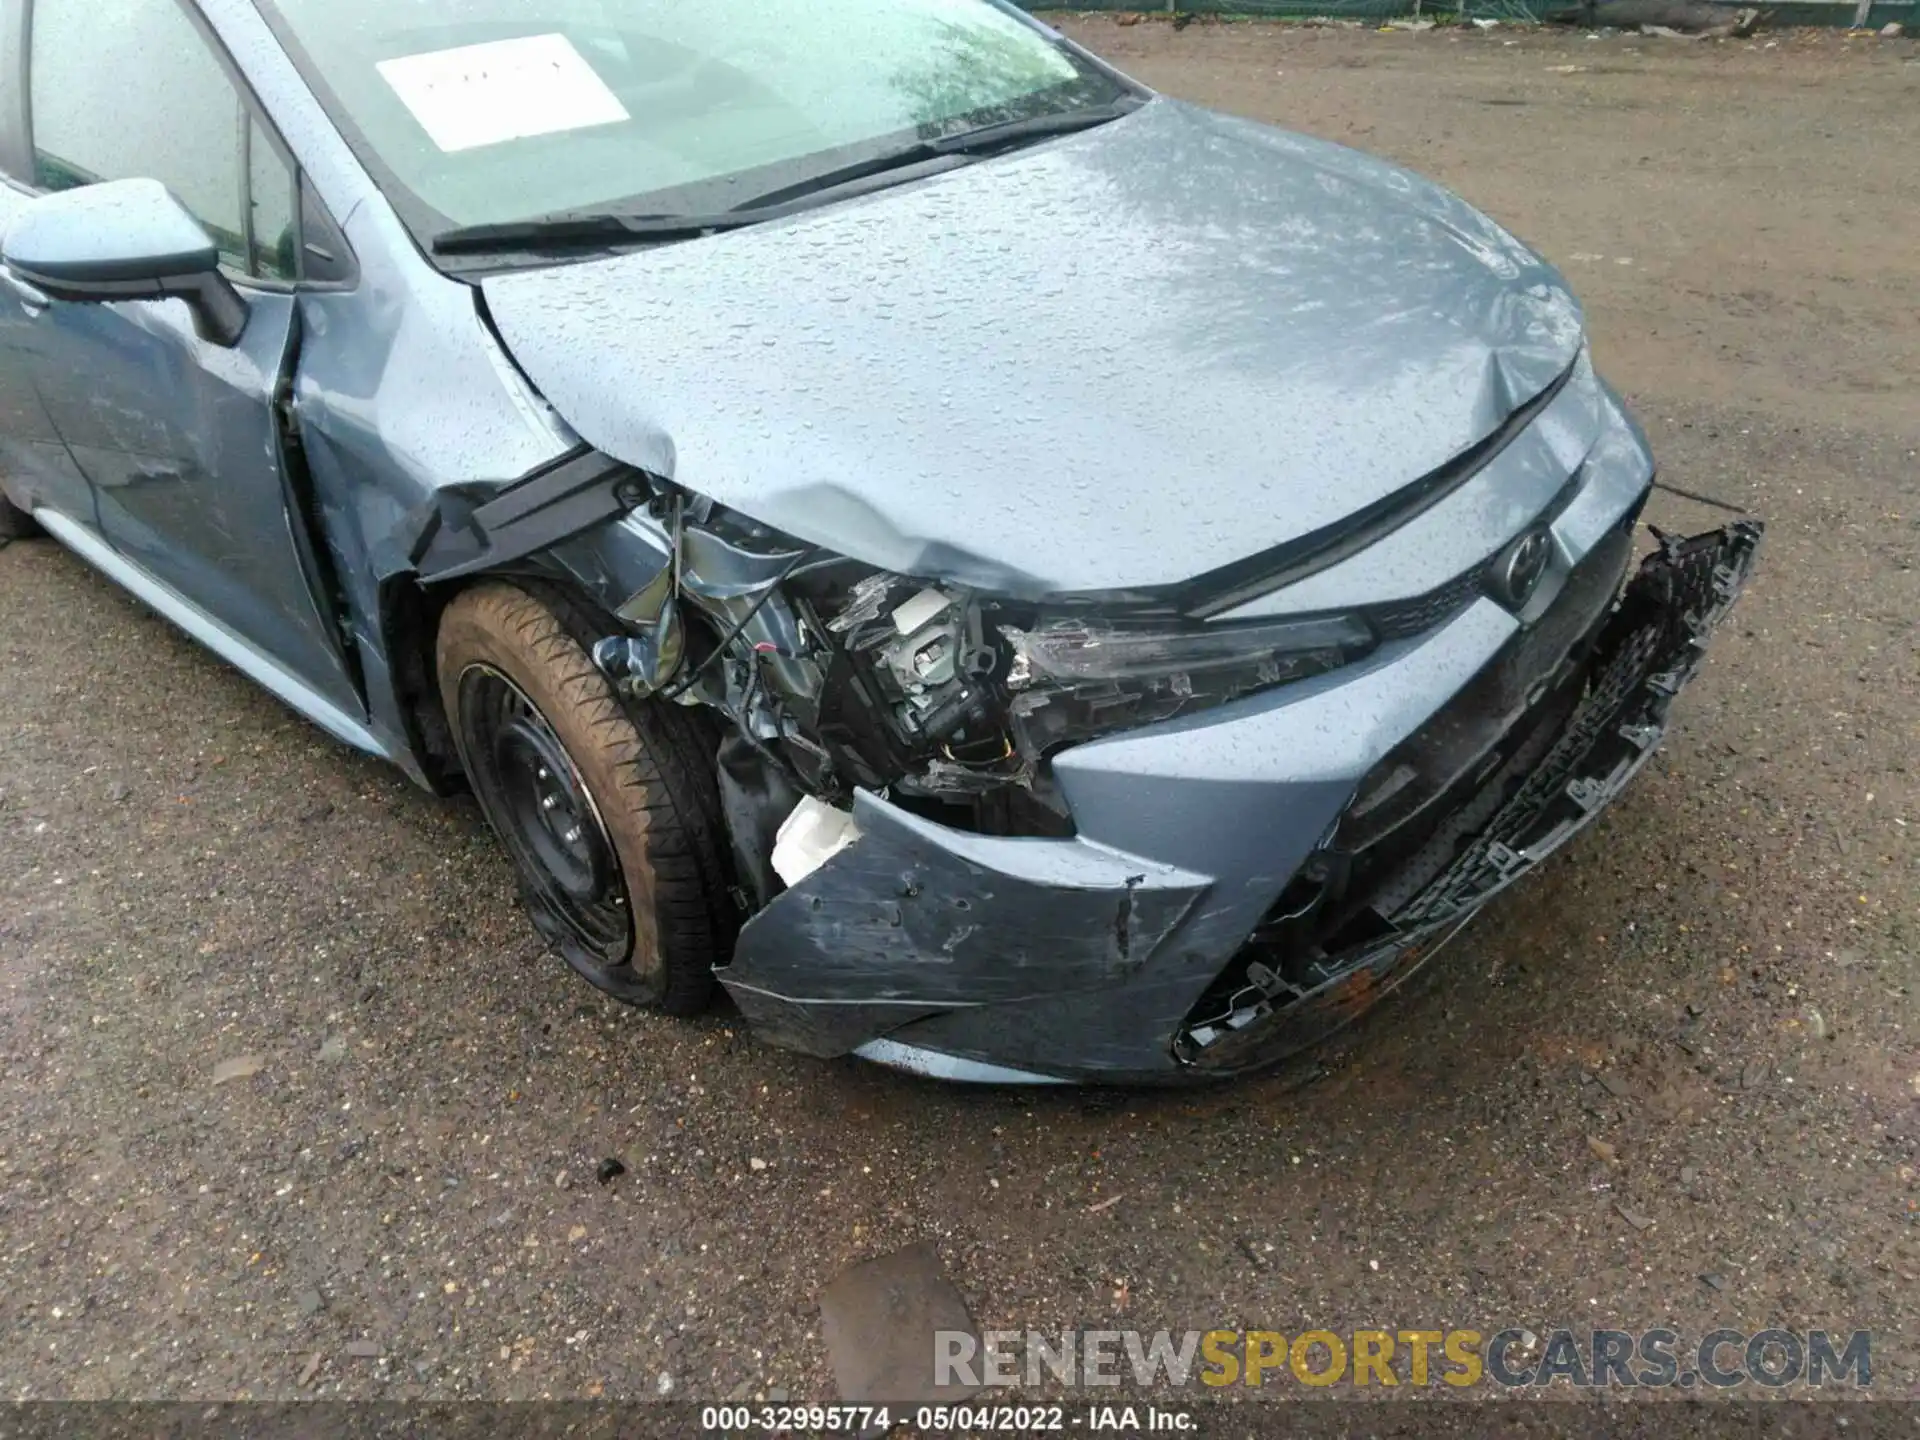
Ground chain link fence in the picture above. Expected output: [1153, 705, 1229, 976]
[1035, 0, 1461, 15]
[1026, 0, 1915, 26]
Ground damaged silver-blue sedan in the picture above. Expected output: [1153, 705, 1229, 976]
[0, 0, 1760, 1082]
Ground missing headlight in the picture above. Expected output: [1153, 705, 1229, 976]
[814, 575, 1019, 797]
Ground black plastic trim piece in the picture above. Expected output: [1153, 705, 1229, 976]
[413, 447, 635, 583]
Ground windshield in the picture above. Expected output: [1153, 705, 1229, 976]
[256, 0, 1131, 243]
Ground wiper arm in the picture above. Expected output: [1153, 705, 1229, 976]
[716, 145, 959, 214]
[925, 99, 1143, 157]
[432, 209, 778, 255]
[726, 99, 1144, 212]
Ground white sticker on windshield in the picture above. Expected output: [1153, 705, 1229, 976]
[377, 33, 628, 153]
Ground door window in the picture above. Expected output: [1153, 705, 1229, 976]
[29, 0, 297, 282]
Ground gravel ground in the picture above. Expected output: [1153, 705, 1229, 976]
[1, 18, 1916, 1410]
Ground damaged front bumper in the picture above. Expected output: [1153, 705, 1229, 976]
[715, 520, 1763, 1084]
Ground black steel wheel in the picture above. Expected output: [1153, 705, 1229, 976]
[460, 665, 632, 968]
[436, 582, 734, 1013]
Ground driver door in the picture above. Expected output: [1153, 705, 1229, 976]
[13, 0, 362, 717]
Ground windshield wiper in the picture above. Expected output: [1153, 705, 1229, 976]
[431, 98, 1145, 257]
[432, 209, 779, 255]
[927, 99, 1144, 157]
[730, 99, 1143, 213]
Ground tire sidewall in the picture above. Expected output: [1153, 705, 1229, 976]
[436, 585, 668, 1006]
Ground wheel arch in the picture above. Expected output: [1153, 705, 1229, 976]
[375, 569, 466, 792]
[378, 448, 677, 795]
[383, 562, 655, 796]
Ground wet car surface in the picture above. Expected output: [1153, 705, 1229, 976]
[1, 18, 1915, 1401]
[0, 0, 1770, 1083]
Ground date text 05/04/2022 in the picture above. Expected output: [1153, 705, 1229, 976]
[698, 1403, 1195, 1432]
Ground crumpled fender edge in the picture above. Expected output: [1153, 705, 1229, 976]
[410, 447, 648, 584]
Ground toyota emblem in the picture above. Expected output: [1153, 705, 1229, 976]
[1491, 528, 1554, 610]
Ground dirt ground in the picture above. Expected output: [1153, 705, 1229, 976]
[1, 17, 1917, 1414]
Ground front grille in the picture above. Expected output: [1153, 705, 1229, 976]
[1358, 464, 1590, 646]
[1340, 523, 1635, 856]
[1367, 564, 1488, 643]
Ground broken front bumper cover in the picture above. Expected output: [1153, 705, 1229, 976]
[1178, 520, 1762, 1074]
[716, 521, 1763, 1084]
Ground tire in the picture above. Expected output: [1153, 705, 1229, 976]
[0, 492, 39, 547]
[435, 581, 734, 1015]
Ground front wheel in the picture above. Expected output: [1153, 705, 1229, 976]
[435, 582, 734, 1014]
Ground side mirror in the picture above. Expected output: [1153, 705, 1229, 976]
[1, 178, 249, 346]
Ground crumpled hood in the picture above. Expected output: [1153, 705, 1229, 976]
[480, 98, 1584, 597]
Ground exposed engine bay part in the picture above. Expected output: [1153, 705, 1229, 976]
[569, 481, 1047, 836]
[771, 796, 860, 887]
[715, 731, 802, 913]
[591, 563, 684, 699]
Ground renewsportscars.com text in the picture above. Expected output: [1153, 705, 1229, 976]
[936, 1327, 1871, 1390]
